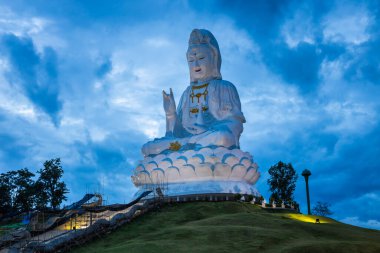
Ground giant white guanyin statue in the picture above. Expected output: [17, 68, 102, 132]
[132, 29, 260, 195]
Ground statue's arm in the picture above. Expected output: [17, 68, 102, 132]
[172, 88, 192, 138]
[208, 81, 245, 146]
[210, 81, 246, 124]
[165, 113, 176, 137]
[163, 88, 177, 136]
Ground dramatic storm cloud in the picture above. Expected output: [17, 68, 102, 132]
[0, 0, 379, 229]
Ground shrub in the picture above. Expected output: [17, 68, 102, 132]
[234, 194, 242, 201]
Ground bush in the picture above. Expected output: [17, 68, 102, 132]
[312, 202, 333, 217]
[234, 194, 242, 201]
[246, 195, 254, 202]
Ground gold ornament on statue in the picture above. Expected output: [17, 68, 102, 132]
[169, 141, 181, 151]
[190, 83, 209, 103]
[190, 106, 208, 114]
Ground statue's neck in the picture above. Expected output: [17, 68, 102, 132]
[191, 78, 213, 86]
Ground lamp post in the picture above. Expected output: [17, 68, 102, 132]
[302, 169, 312, 215]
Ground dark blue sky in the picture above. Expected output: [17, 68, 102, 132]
[0, 0, 379, 229]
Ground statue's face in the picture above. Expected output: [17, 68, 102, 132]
[187, 45, 214, 82]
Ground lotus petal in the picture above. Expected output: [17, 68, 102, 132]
[154, 154, 166, 162]
[168, 152, 180, 162]
[176, 155, 188, 164]
[248, 172, 260, 184]
[166, 166, 181, 182]
[195, 163, 213, 180]
[230, 164, 246, 180]
[146, 162, 157, 172]
[213, 146, 226, 154]
[198, 147, 214, 157]
[143, 157, 154, 164]
[151, 168, 165, 184]
[136, 171, 151, 185]
[188, 156, 202, 166]
[221, 153, 235, 164]
[243, 166, 258, 181]
[204, 155, 219, 164]
[239, 157, 252, 168]
[135, 164, 145, 172]
[162, 158, 173, 166]
[192, 154, 205, 164]
[131, 176, 139, 186]
[147, 161, 158, 167]
[213, 162, 231, 179]
[224, 156, 239, 167]
[179, 164, 197, 180]
[183, 149, 196, 158]
[158, 159, 172, 169]
[173, 158, 187, 167]
[230, 149, 247, 159]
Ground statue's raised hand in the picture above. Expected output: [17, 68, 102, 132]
[163, 88, 176, 116]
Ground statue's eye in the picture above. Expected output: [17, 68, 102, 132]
[199, 56, 205, 60]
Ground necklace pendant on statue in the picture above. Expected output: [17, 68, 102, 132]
[196, 93, 202, 103]
[203, 90, 208, 100]
[190, 93, 195, 103]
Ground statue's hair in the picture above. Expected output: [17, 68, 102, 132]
[188, 29, 222, 81]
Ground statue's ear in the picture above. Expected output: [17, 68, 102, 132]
[211, 53, 220, 79]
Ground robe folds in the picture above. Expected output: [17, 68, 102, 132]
[174, 79, 245, 147]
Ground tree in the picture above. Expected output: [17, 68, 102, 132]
[36, 158, 69, 210]
[34, 180, 49, 210]
[0, 171, 16, 215]
[267, 161, 298, 205]
[13, 168, 35, 212]
[312, 201, 333, 217]
[0, 169, 34, 214]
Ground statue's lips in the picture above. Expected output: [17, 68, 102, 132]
[194, 68, 201, 72]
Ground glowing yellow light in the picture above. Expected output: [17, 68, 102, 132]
[286, 214, 333, 224]
[58, 215, 91, 231]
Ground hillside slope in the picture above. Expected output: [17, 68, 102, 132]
[73, 202, 380, 253]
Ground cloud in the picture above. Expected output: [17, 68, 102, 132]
[266, 42, 322, 92]
[320, 2, 380, 85]
[0, 6, 49, 36]
[340, 217, 380, 230]
[208, 1, 331, 92]
[0, 0, 380, 229]
[0, 131, 32, 171]
[322, 2, 373, 45]
[95, 57, 112, 79]
[0, 33, 62, 125]
[343, 40, 380, 84]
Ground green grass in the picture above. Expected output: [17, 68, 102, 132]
[73, 202, 380, 253]
[0, 222, 25, 236]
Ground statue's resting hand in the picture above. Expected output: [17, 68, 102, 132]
[185, 123, 208, 135]
[163, 88, 176, 116]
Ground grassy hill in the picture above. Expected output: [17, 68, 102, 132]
[73, 201, 380, 253]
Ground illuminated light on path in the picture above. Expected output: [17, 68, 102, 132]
[286, 214, 335, 224]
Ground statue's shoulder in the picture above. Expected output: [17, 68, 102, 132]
[180, 85, 192, 97]
[182, 85, 192, 93]
[209, 79, 238, 91]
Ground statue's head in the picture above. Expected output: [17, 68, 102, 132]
[187, 29, 222, 83]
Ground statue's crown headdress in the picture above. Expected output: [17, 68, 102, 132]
[189, 29, 219, 49]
